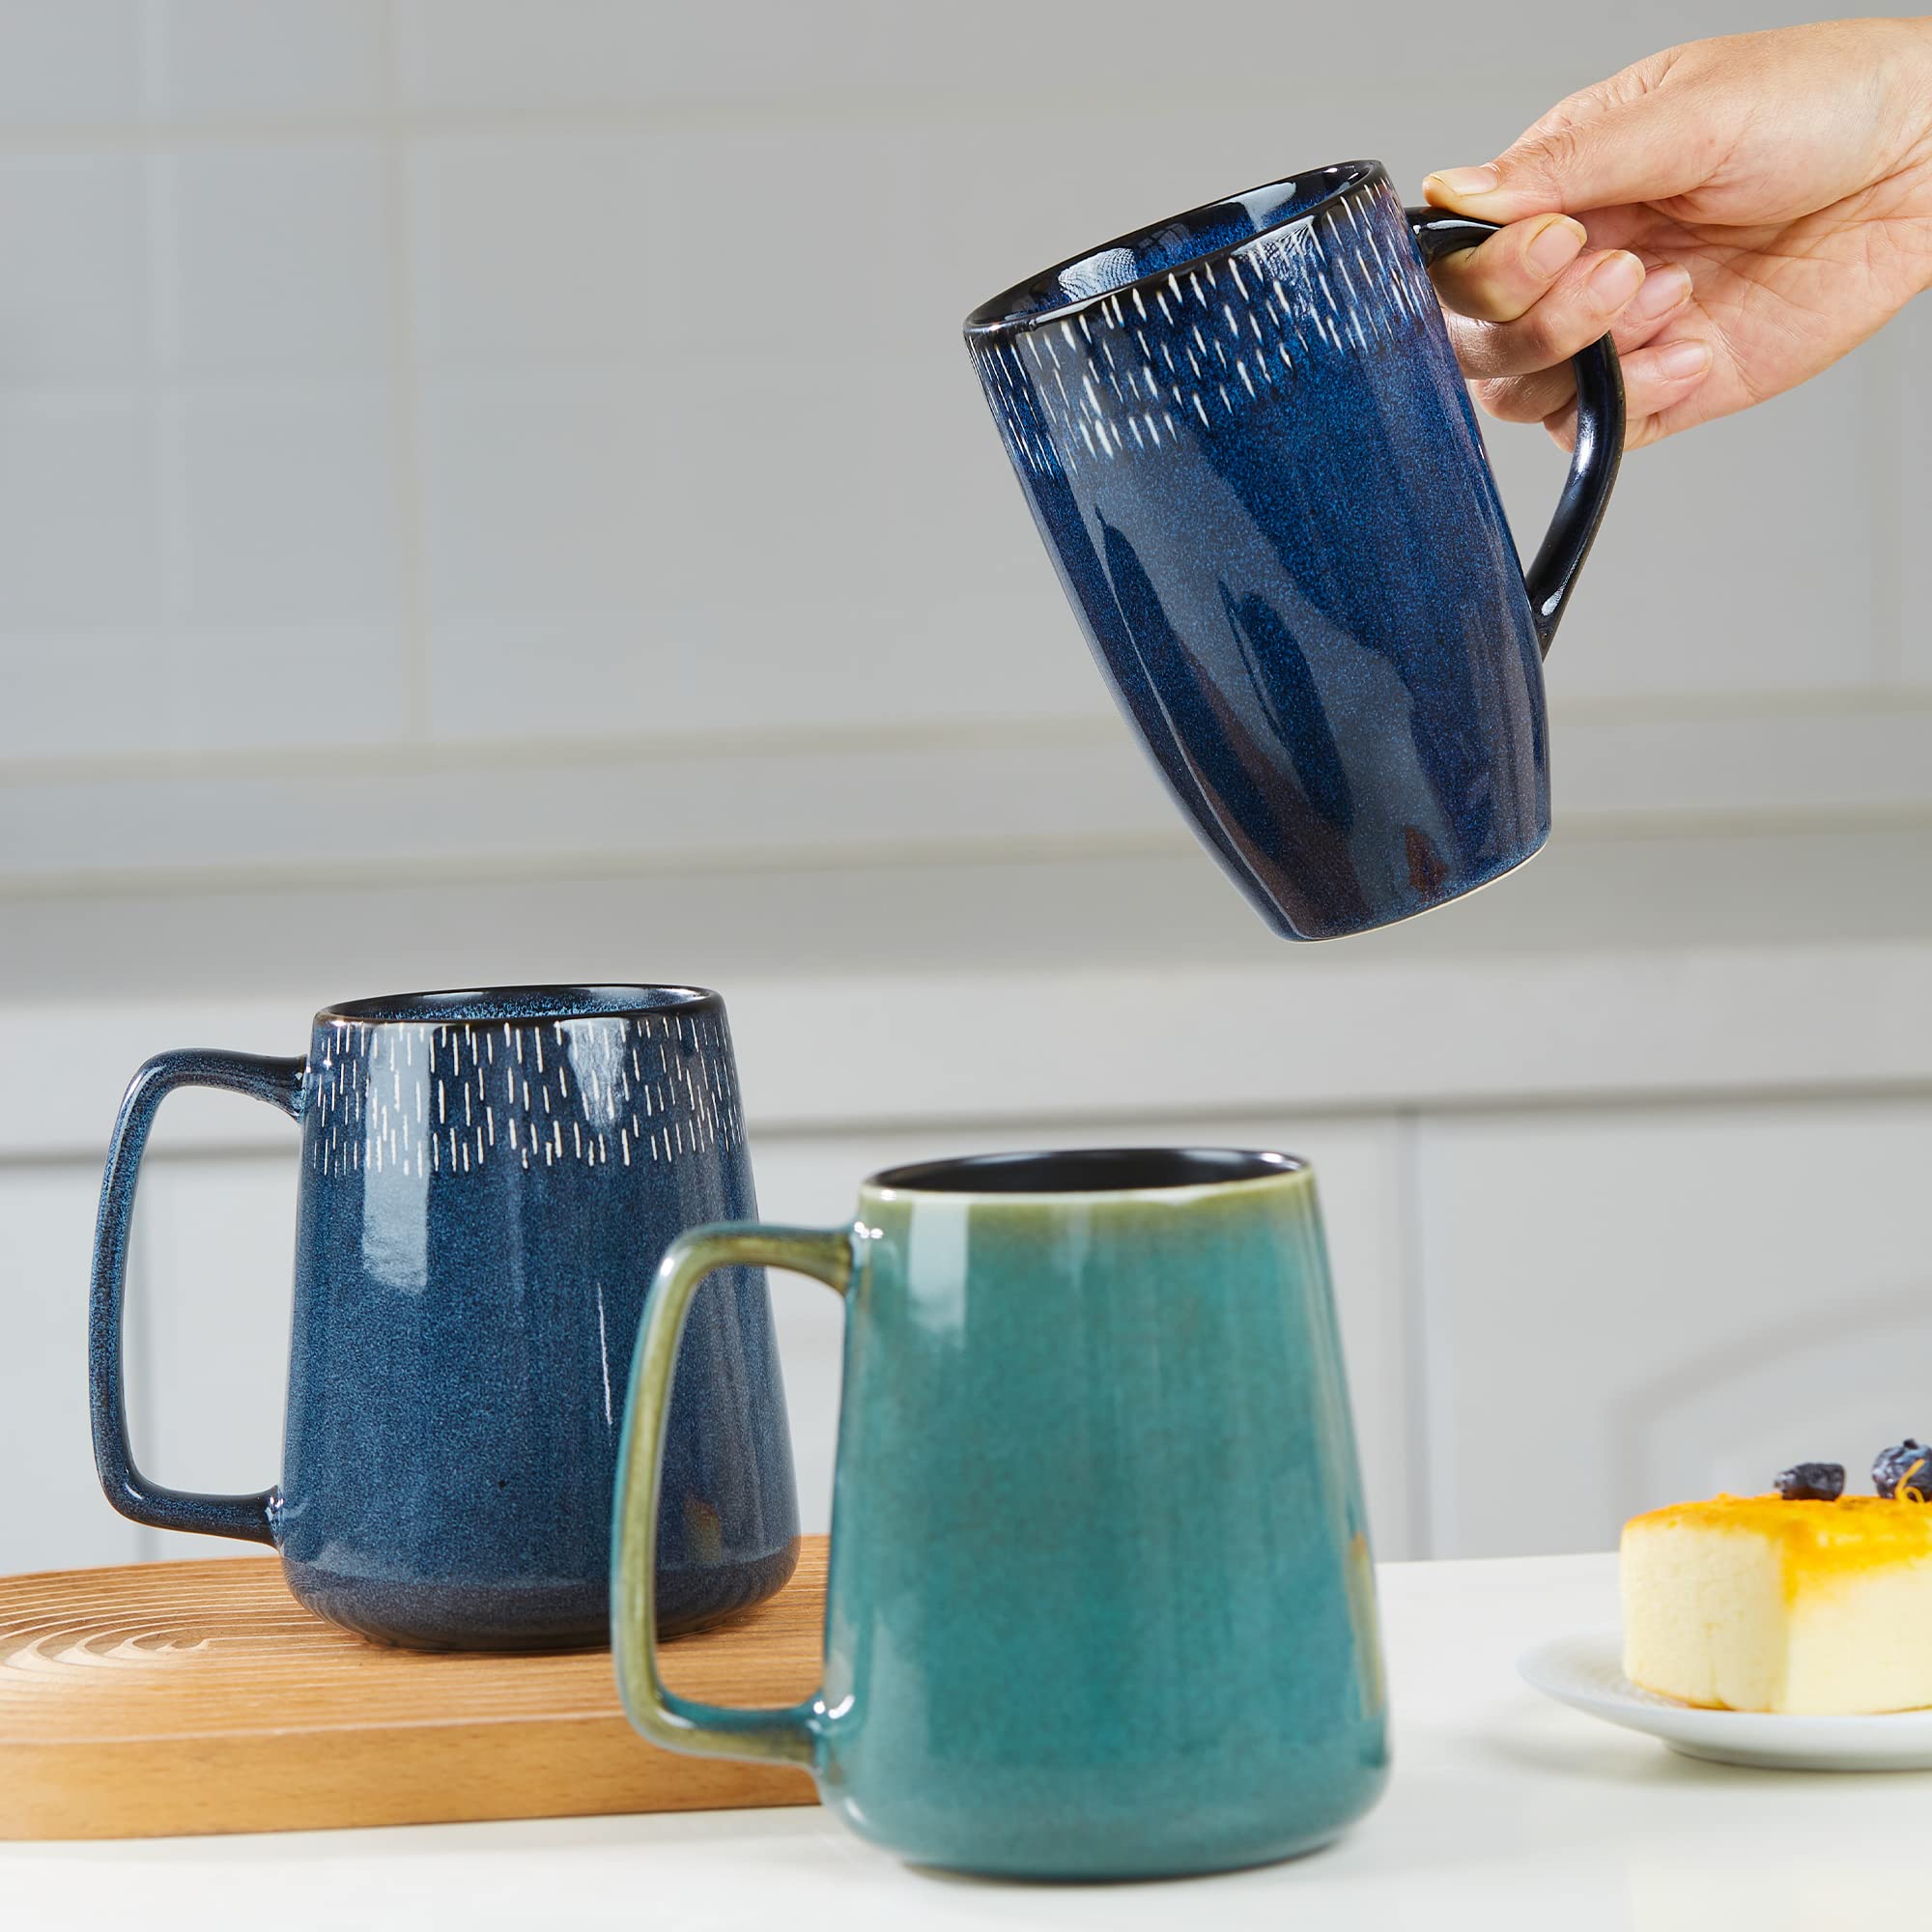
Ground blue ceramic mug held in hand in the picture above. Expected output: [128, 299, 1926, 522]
[612, 1148, 1388, 1880]
[965, 160, 1624, 941]
[88, 984, 798, 1650]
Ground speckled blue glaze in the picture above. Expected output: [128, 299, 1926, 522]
[965, 160, 1622, 941]
[89, 984, 796, 1650]
[612, 1148, 1387, 1880]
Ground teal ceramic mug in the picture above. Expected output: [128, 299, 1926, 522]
[611, 1147, 1388, 1879]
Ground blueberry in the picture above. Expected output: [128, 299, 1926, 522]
[1873, 1440, 1932, 1499]
[1775, 1462, 1845, 1501]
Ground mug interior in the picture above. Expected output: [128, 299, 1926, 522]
[867, 1147, 1303, 1196]
[318, 983, 720, 1025]
[964, 160, 1381, 333]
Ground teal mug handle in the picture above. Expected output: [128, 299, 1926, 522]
[611, 1222, 855, 1769]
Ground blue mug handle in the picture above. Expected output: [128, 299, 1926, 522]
[87, 1047, 306, 1545]
[1406, 209, 1625, 656]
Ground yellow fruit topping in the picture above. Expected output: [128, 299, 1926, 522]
[1626, 1493, 1932, 1599]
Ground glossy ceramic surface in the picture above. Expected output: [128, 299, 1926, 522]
[965, 160, 1622, 941]
[89, 984, 797, 1650]
[612, 1148, 1389, 1879]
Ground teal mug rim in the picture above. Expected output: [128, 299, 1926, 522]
[864, 1146, 1307, 1199]
[962, 158, 1385, 338]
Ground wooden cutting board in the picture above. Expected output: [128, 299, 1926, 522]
[0, 1538, 825, 1839]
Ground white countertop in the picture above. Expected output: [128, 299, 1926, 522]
[8, 1550, 1925, 1929]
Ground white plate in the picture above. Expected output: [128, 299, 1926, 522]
[1518, 1629, 1932, 1771]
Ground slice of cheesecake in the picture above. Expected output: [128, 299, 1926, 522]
[1622, 1494, 1932, 1715]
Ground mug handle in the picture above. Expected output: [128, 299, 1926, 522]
[88, 1048, 306, 1544]
[1406, 209, 1626, 657]
[611, 1222, 856, 1771]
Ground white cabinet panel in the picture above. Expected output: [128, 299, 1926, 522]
[0, 1166, 147, 1575]
[749, 1116, 1414, 1557]
[104, 1115, 1411, 1568]
[126, 1152, 298, 1560]
[1415, 1096, 1932, 1559]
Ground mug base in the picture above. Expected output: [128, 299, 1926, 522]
[1248, 819, 1549, 942]
[896, 1817, 1357, 1884]
[827, 1743, 1388, 1882]
[285, 1537, 800, 1652]
[659, 1536, 801, 1639]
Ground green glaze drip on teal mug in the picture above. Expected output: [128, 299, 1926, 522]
[611, 1147, 1388, 1879]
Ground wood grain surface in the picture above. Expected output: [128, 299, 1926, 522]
[0, 1537, 825, 1839]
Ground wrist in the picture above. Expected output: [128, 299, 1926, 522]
[1896, 18, 1932, 162]
[1889, 18, 1932, 270]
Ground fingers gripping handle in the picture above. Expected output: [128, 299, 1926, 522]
[611, 1223, 855, 1771]
[1406, 208, 1625, 656]
[87, 1048, 305, 1545]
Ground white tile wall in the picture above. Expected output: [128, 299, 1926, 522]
[171, 384, 401, 624]
[410, 131, 664, 366]
[0, 397, 161, 629]
[392, 0, 663, 117]
[158, 143, 391, 377]
[658, 127, 929, 355]
[0, 627, 172, 759]
[166, 622, 409, 754]
[0, 0, 1914, 865]
[0, 0, 142, 130]
[391, 0, 909, 116]
[0, 156, 150, 384]
[419, 373, 653, 645]
[151, 0, 389, 125]
[648, 354, 932, 693]
[162, 378, 409, 751]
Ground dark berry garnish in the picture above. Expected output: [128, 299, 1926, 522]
[1873, 1440, 1932, 1499]
[1775, 1462, 1845, 1501]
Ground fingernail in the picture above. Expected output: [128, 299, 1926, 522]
[1629, 263, 1691, 321]
[1588, 250, 1644, 307]
[1655, 339, 1712, 379]
[1527, 216, 1586, 277]
[1426, 164, 1500, 198]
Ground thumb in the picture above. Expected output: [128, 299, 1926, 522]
[1424, 86, 1719, 218]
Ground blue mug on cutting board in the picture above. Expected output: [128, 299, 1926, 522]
[965, 159, 1624, 941]
[88, 984, 797, 1650]
[611, 1147, 1388, 1879]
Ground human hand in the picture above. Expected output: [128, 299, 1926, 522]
[1422, 17, 1932, 448]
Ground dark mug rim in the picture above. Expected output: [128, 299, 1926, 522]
[316, 983, 724, 1026]
[963, 158, 1385, 338]
[866, 1146, 1306, 1198]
